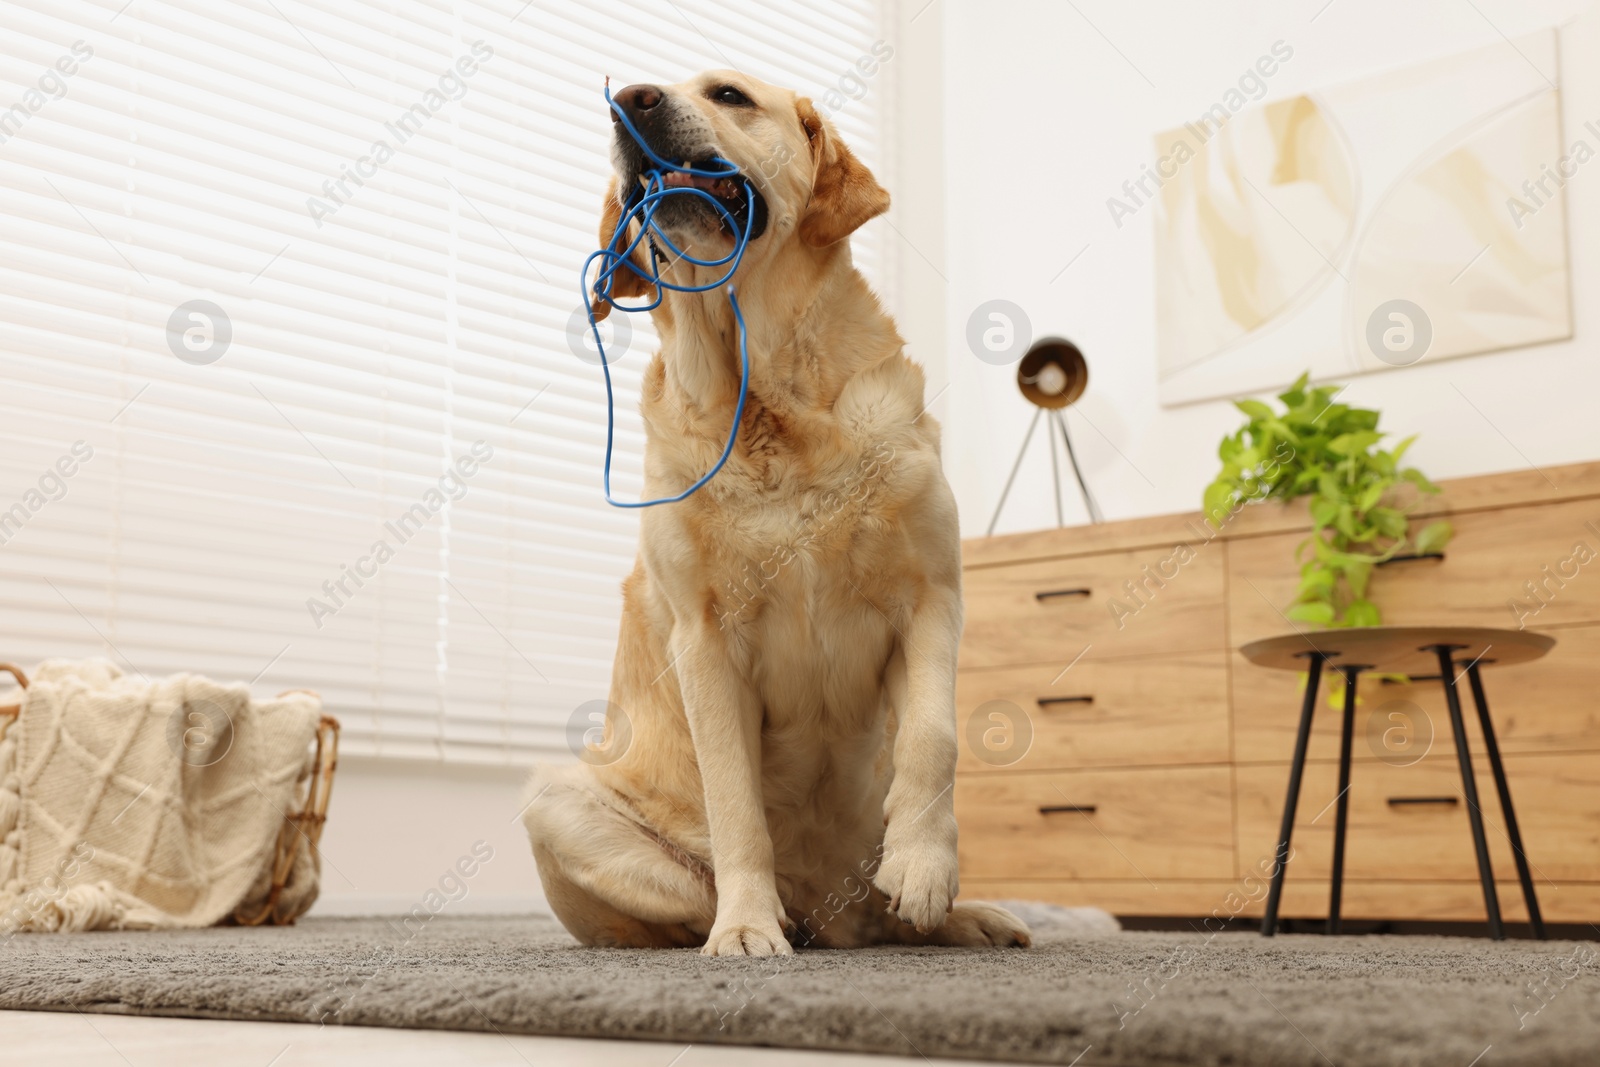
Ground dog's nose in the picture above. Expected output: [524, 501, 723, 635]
[611, 83, 664, 123]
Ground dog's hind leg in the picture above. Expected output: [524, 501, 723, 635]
[522, 764, 716, 947]
[880, 899, 1032, 948]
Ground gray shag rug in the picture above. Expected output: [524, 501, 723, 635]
[1, 908, 1595, 1066]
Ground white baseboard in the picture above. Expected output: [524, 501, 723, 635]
[306, 893, 552, 918]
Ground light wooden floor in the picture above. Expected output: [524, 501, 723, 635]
[2, 1009, 1013, 1066]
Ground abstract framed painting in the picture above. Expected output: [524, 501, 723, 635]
[1153, 30, 1573, 406]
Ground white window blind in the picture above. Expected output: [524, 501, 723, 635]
[0, 0, 891, 762]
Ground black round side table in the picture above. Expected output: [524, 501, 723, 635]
[1239, 625, 1556, 941]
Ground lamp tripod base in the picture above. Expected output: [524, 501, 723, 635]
[985, 407, 1101, 536]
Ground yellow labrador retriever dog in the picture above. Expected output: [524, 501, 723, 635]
[524, 70, 1030, 956]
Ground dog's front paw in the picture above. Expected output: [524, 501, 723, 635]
[701, 919, 793, 957]
[874, 821, 960, 934]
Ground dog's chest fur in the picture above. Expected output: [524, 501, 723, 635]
[696, 401, 926, 757]
[633, 284, 940, 858]
[712, 451, 912, 850]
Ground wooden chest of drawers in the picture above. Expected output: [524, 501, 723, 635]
[955, 461, 1600, 924]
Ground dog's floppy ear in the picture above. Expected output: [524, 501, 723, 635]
[591, 176, 655, 322]
[796, 97, 890, 248]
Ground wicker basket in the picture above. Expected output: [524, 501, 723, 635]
[0, 661, 338, 927]
[0, 663, 22, 721]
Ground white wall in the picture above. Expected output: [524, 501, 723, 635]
[936, 0, 1600, 538]
[309, 757, 546, 916]
[886, 0, 949, 409]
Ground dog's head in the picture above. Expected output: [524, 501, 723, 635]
[594, 70, 888, 316]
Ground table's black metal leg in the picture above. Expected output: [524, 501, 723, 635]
[1328, 665, 1363, 935]
[1429, 645, 1504, 940]
[1465, 661, 1545, 939]
[1262, 652, 1325, 937]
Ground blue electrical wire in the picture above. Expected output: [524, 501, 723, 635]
[581, 83, 757, 508]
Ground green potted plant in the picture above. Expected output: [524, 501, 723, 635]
[1204, 372, 1453, 628]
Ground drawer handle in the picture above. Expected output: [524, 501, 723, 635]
[1037, 695, 1094, 709]
[1039, 804, 1097, 815]
[1387, 796, 1458, 807]
[1376, 552, 1445, 568]
[1035, 588, 1091, 602]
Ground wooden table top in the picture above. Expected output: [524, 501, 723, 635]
[1238, 626, 1555, 674]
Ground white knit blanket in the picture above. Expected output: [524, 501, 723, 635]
[0, 659, 322, 933]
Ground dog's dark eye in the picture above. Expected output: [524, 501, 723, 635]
[710, 85, 752, 107]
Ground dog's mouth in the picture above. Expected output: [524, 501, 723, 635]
[657, 168, 741, 198]
[634, 159, 769, 242]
